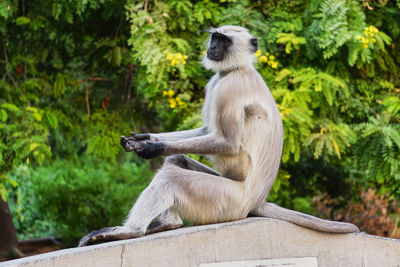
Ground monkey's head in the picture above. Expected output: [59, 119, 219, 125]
[203, 25, 258, 72]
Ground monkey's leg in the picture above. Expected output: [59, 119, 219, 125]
[79, 156, 237, 246]
[165, 154, 220, 176]
[125, 155, 244, 227]
[146, 209, 183, 234]
[145, 155, 221, 234]
[250, 202, 359, 233]
[79, 170, 175, 247]
[123, 155, 222, 229]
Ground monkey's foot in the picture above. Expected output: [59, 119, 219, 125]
[78, 226, 144, 247]
[145, 220, 183, 235]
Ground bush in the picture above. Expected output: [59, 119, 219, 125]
[8, 156, 153, 245]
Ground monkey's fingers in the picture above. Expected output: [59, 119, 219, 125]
[120, 135, 128, 148]
[134, 133, 151, 140]
[124, 142, 136, 152]
[125, 140, 148, 152]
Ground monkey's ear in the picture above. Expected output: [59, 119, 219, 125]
[250, 38, 258, 53]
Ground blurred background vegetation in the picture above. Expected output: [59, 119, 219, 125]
[0, 0, 399, 259]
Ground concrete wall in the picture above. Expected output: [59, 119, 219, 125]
[1, 218, 400, 267]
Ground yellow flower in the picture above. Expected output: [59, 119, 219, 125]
[356, 26, 379, 49]
[259, 55, 268, 63]
[361, 38, 369, 45]
[168, 90, 175, 97]
[255, 50, 261, 57]
[168, 98, 176, 108]
[365, 25, 379, 35]
[170, 59, 178, 66]
[269, 55, 275, 60]
[167, 52, 188, 66]
[271, 62, 278, 69]
[162, 90, 168, 97]
[202, 50, 206, 55]
[176, 97, 184, 107]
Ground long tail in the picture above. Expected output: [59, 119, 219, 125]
[250, 202, 359, 233]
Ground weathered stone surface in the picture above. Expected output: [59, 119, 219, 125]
[199, 257, 318, 267]
[1, 218, 400, 267]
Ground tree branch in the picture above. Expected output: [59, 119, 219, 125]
[2, 40, 18, 88]
[85, 83, 90, 118]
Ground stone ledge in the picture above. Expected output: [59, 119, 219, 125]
[1, 217, 400, 267]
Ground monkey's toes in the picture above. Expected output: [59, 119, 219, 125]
[78, 234, 95, 247]
[78, 231, 103, 247]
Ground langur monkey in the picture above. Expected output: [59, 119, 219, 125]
[79, 25, 359, 247]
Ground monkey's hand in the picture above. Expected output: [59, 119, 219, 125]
[135, 142, 166, 159]
[120, 132, 159, 152]
[120, 132, 165, 159]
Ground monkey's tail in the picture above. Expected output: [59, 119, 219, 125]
[250, 202, 359, 233]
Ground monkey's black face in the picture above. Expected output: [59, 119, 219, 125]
[207, 33, 232, 62]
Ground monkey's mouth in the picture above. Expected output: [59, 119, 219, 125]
[207, 50, 224, 62]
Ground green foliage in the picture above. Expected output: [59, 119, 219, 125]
[7, 157, 153, 244]
[354, 113, 400, 193]
[0, 0, 399, 243]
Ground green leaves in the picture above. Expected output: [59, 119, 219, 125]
[53, 73, 66, 98]
[15, 16, 31, 25]
[305, 121, 356, 159]
[7, 157, 153, 244]
[85, 111, 124, 162]
[276, 33, 306, 54]
[354, 114, 400, 187]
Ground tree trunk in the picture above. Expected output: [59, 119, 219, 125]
[0, 198, 17, 261]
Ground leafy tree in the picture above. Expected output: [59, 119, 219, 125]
[0, 0, 399, 256]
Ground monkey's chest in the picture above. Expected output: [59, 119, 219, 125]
[202, 91, 219, 132]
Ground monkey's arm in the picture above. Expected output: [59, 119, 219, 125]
[134, 93, 245, 158]
[120, 127, 207, 153]
[152, 126, 207, 141]
[163, 133, 238, 155]
[123, 126, 206, 145]
[123, 131, 239, 159]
